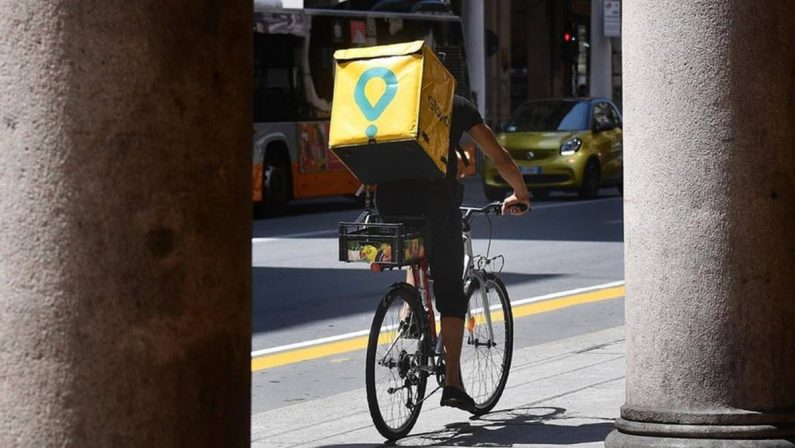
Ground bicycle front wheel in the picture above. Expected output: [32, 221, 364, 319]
[365, 285, 429, 440]
[460, 273, 514, 415]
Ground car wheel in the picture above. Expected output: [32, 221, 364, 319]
[532, 189, 550, 201]
[578, 162, 600, 199]
[262, 155, 291, 217]
[484, 184, 508, 202]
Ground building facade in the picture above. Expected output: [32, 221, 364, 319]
[455, 0, 622, 126]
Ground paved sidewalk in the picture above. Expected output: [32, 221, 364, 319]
[253, 326, 626, 448]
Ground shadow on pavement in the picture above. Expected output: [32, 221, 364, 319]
[253, 267, 566, 333]
[254, 176, 620, 221]
[253, 174, 623, 243]
[253, 195, 624, 243]
[314, 407, 614, 448]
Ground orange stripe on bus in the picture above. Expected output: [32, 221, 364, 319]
[252, 163, 263, 202]
[291, 163, 360, 199]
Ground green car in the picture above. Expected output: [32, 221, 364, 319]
[483, 98, 623, 200]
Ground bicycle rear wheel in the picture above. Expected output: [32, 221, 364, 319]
[365, 285, 429, 440]
[460, 273, 514, 415]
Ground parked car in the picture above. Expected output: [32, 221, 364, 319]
[483, 98, 623, 200]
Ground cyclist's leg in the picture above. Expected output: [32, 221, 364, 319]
[426, 206, 471, 407]
[440, 316, 465, 388]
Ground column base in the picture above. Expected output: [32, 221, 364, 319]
[606, 416, 795, 448]
[606, 430, 795, 448]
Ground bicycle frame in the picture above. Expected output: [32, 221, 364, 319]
[410, 260, 438, 343]
[406, 213, 498, 373]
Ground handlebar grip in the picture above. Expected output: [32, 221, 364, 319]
[511, 203, 529, 212]
[501, 202, 529, 215]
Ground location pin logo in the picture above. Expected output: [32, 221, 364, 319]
[354, 67, 398, 141]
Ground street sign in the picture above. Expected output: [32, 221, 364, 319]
[604, 0, 621, 37]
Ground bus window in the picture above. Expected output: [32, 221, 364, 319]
[254, 33, 303, 122]
[307, 16, 338, 118]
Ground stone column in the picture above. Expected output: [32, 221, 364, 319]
[496, 1, 512, 123]
[589, 0, 612, 99]
[462, 0, 486, 114]
[525, 0, 552, 99]
[0, 2, 252, 447]
[606, 1, 795, 447]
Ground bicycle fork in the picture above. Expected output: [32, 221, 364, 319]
[462, 232, 497, 346]
[464, 273, 497, 347]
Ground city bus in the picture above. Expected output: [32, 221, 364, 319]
[253, 2, 473, 217]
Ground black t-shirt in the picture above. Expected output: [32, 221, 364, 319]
[445, 95, 484, 182]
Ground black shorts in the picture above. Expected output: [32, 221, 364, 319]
[376, 180, 467, 319]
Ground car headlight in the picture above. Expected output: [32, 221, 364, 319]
[560, 138, 582, 156]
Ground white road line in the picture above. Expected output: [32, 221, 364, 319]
[252, 229, 336, 243]
[251, 329, 370, 357]
[251, 280, 625, 357]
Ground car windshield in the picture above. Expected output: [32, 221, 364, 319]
[505, 100, 590, 132]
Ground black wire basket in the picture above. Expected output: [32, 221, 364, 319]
[338, 213, 426, 267]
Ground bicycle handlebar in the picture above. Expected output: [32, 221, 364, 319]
[460, 201, 530, 226]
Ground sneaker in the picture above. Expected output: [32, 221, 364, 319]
[440, 385, 477, 413]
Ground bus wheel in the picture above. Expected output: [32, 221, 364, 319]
[262, 155, 291, 217]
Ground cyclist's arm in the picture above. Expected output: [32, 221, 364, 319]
[467, 123, 531, 214]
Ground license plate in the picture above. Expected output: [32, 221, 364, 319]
[520, 166, 541, 175]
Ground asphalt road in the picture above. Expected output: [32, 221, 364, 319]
[252, 178, 625, 415]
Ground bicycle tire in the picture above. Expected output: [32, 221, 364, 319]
[365, 284, 429, 440]
[460, 272, 514, 415]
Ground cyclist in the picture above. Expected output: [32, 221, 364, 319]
[375, 94, 530, 412]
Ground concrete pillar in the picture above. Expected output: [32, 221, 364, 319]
[525, 0, 552, 99]
[589, 0, 612, 99]
[550, 0, 566, 97]
[0, 2, 252, 447]
[485, 1, 499, 121]
[462, 0, 486, 115]
[607, 1, 795, 447]
[496, 0, 512, 123]
[485, 0, 512, 125]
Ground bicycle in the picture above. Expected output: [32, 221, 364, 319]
[338, 201, 524, 440]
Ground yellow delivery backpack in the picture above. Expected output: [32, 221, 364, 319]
[329, 41, 456, 184]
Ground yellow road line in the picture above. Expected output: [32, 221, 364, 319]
[512, 286, 625, 319]
[252, 285, 625, 372]
[252, 335, 370, 372]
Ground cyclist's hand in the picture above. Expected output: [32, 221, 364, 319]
[502, 193, 531, 216]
